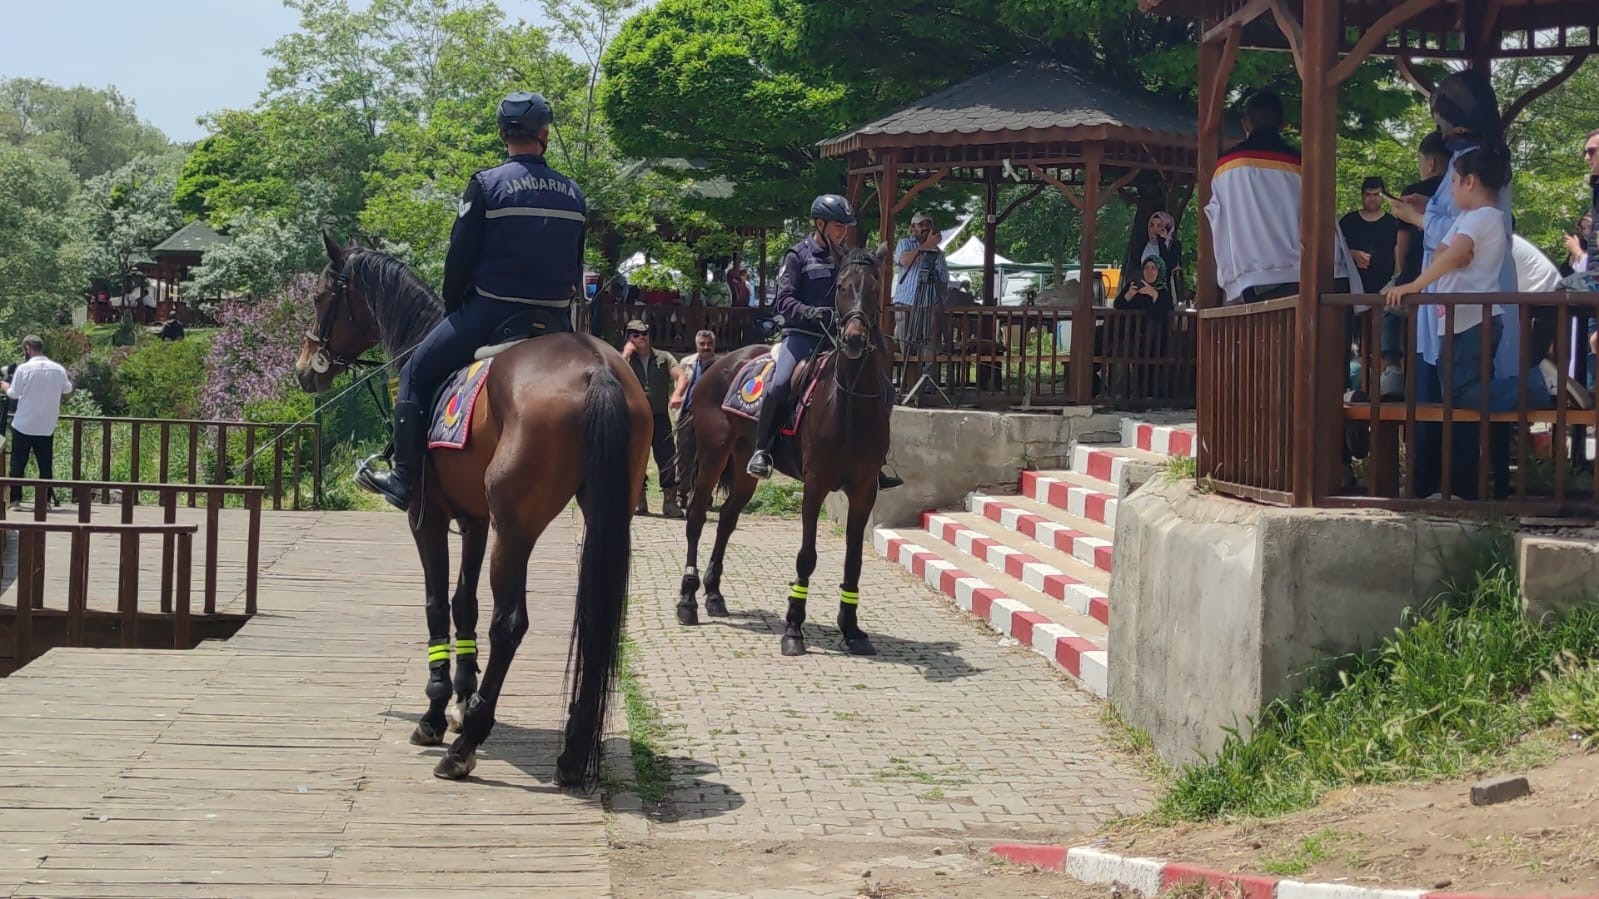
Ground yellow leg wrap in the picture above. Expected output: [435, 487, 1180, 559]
[840, 589, 860, 606]
[789, 583, 809, 601]
[455, 639, 477, 656]
[427, 642, 450, 663]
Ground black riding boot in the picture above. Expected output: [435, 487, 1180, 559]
[746, 387, 785, 479]
[877, 470, 903, 490]
[358, 400, 425, 510]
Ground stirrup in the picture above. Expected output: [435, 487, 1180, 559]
[747, 451, 773, 480]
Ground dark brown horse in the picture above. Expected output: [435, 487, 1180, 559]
[294, 239, 652, 785]
[676, 245, 892, 656]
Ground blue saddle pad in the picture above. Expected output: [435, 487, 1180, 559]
[720, 354, 775, 422]
[427, 358, 493, 450]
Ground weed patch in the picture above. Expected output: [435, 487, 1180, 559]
[613, 637, 672, 804]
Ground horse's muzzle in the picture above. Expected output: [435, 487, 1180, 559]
[840, 334, 868, 359]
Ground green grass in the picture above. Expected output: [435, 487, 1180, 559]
[1261, 829, 1343, 877]
[611, 636, 672, 805]
[1157, 540, 1599, 823]
[745, 478, 802, 517]
[1164, 454, 1198, 483]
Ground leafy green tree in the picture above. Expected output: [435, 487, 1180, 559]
[60, 153, 185, 305]
[0, 146, 77, 332]
[0, 78, 169, 180]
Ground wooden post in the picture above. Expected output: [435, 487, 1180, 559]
[878, 150, 899, 312]
[758, 229, 769, 307]
[1295, 0, 1341, 506]
[175, 531, 192, 649]
[1195, 35, 1224, 312]
[1071, 150, 1103, 404]
[983, 168, 999, 306]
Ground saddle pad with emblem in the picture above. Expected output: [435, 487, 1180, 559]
[427, 358, 493, 450]
[720, 353, 776, 422]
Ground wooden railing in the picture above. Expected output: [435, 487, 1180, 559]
[1326, 293, 1599, 516]
[1196, 298, 1298, 504]
[6, 520, 199, 669]
[883, 305, 1197, 408]
[580, 303, 765, 351]
[0, 416, 323, 510]
[1, 479, 264, 617]
[1194, 291, 1599, 517]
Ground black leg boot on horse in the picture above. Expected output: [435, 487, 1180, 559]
[358, 400, 426, 510]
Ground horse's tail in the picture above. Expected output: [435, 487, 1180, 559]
[673, 409, 697, 496]
[559, 362, 633, 789]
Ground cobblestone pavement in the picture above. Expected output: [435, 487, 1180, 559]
[621, 512, 1156, 846]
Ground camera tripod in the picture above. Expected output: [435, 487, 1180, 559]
[898, 250, 952, 407]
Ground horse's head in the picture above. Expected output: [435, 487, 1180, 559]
[834, 243, 890, 360]
[295, 234, 380, 394]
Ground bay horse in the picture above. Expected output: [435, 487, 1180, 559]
[294, 238, 651, 785]
[676, 244, 892, 656]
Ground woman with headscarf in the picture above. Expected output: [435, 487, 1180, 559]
[1141, 211, 1184, 304]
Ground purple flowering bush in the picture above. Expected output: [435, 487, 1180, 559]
[201, 276, 315, 422]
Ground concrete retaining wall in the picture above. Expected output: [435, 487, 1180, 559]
[825, 407, 1123, 529]
[1110, 479, 1490, 766]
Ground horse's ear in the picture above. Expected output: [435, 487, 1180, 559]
[322, 232, 345, 266]
[873, 241, 892, 266]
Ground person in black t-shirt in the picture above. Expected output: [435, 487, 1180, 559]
[1339, 177, 1399, 294]
[1379, 132, 1451, 398]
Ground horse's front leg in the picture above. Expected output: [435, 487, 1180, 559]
[704, 473, 758, 618]
[678, 452, 719, 625]
[446, 517, 488, 732]
[410, 514, 453, 746]
[782, 478, 829, 656]
[838, 481, 879, 656]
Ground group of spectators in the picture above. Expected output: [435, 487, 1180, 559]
[1206, 73, 1599, 498]
[620, 320, 720, 519]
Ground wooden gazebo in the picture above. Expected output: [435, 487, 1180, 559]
[1143, 0, 1598, 513]
[819, 59, 1203, 403]
[138, 221, 228, 323]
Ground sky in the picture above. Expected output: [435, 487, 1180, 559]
[0, 0, 566, 143]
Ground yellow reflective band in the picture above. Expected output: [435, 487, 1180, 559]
[455, 639, 477, 655]
[840, 590, 860, 605]
[427, 646, 450, 661]
[789, 584, 808, 600]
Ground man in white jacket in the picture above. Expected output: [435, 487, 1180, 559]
[1207, 90, 1361, 305]
[2, 335, 73, 509]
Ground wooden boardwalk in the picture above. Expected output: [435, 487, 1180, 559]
[0, 510, 611, 897]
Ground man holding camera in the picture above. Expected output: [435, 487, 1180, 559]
[892, 211, 949, 344]
[1, 335, 73, 510]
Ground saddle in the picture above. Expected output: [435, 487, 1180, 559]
[473, 308, 563, 361]
[720, 351, 831, 437]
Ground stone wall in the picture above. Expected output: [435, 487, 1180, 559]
[825, 407, 1123, 529]
[1110, 479, 1491, 766]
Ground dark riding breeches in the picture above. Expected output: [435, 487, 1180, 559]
[398, 298, 570, 408]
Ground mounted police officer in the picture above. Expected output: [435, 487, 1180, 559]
[358, 91, 586, 510]
[747, 194, 901, 490]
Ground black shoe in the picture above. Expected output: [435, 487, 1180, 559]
[356, 400, 425, 510]
[877, 470, 903, 490]
[747, 450, 773, 480]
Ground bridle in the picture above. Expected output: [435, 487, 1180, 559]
[825, 256, 883, 400]
[304, 260, 383, 374]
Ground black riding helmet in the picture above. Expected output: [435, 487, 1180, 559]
[810, 194, 856, 226]
[498, 91, 554, 134]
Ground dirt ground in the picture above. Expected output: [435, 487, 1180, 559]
[610, 837, 1108, 898]
[1098, 740, 1599, 895]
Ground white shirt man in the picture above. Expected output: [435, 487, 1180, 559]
[2, 336, 73, 508]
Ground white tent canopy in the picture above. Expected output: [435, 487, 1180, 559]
[944, 235, 1013, 270]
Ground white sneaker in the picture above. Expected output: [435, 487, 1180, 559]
[1539, 360, 1594, 410]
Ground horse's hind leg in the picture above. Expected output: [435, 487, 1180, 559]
[702, 472, 757, 618]
[435, 529, 534, 780]
[679, 443, 730, 625]
[782, 478, 829, 656]
[837, 481, 878, 656]
[410, 513, 453, 746]
[446, 517, 488, 733]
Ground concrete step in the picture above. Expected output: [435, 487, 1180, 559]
[1020, 469, 1120, 528]
[966, 492, 1115, 575]
[1071, 443, 1170, 491]
[874, 526, 1108, 696]
[1120, 419, 1197, 458]
[921, 510, 1110, 626]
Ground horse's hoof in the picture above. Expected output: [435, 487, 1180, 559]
[781, 635, 807, 656]
[432, 749, 477, 780]
[677, 604, 700, 626]
[704, 595, 729, 617]
[843, 635, 877, 656]
[410, 718, 445, 746]
[445, 698, 466, 733]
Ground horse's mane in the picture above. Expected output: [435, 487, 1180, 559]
[839, 248, 879, 271]
[346, 248, 446, 357]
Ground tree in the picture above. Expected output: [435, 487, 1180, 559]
[60, 154, 185, 304]
[0, 146, 76, 332]
[185, 204, 332, 304]
[0, 78, 169, 180]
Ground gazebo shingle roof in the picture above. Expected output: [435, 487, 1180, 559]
[151, 221, 228, 256]
[818, 59, 1199, 157]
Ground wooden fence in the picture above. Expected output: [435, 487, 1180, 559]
[1196, 298, 1297, 504]
[0, 416, 323, 511]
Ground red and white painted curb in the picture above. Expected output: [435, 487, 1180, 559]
[920, 512, 1110, 626]
[1020, 470, 1119, 529]
[1073, 444, 1139, 485]
[873, 528, 1107, 696]
[967, 493, 1114, 574]
[990, 843, 1577, 899]
[1123, 421, 1197, 458]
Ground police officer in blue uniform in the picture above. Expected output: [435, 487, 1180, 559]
[358, 91, 586, 510]
[747, 194, 901, 490]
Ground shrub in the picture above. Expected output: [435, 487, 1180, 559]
[69, 348, 131, 415]
[201, 277, 313, 421]
[38, 326, 93, 369]
[117, 334, 213, 419]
